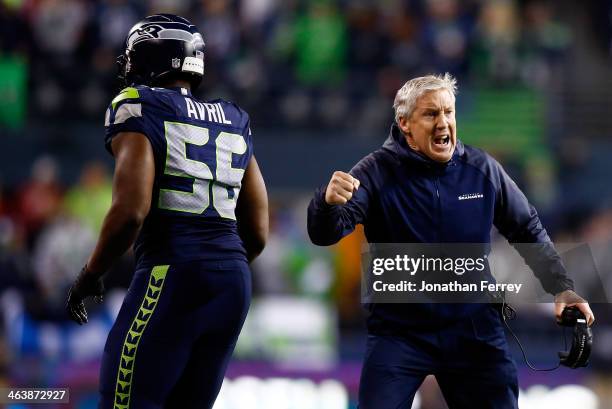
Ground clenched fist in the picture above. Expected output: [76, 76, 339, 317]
[325, 171, 360, 205]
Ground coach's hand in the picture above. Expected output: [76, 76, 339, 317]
[554, 289, 595, 327]
[325, 171, 360, 205]
[66, 265, 105, 325]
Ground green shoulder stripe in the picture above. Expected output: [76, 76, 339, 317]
[112, 87, 140, 110]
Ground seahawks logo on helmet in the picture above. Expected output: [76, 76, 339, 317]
[129, 24, 164, 47]
[127, 23, 203, 51]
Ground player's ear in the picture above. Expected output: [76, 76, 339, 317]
[398, 116, 411, 136]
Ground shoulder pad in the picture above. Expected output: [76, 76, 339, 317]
[111, 87, 141, 110]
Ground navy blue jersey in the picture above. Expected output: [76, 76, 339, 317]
[104, 85, 253, 265]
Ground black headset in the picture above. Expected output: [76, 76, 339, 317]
[501, 300, 593, 371]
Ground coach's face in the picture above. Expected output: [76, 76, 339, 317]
[399, 89, 456, 163]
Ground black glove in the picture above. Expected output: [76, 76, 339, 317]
[66, 265, 105, 325]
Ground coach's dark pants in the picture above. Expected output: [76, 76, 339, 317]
[98, 259, 251, 409]
[359, 305, 518, 409]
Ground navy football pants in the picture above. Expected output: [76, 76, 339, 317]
[359, 305, 518, 409]
[98, 259, 251, 409]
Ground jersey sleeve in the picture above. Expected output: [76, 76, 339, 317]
[103, 87, 149, 155]
[243, 113, 255, 161]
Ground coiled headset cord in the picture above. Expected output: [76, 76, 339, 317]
[501, 300, 563, 372]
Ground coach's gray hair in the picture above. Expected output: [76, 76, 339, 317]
[393, 73, 457, 124]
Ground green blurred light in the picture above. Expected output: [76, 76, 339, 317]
[0, 56, 27, 129]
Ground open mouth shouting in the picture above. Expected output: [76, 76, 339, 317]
[432, 134, 451, 151]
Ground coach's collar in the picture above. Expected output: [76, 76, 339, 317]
[382, 123, 464, 168]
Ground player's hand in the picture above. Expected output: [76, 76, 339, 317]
[325, 171, 360, 205]
[554, 289, 594, 326]
[66, 265, 105, 325]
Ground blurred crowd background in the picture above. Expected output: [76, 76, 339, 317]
[1, 0, 612, 408]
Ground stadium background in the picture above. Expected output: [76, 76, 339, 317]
[0, 0, 612, 407]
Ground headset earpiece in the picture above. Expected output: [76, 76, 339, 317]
[557, 307, 592, 368]
[499, 299, 593, 371]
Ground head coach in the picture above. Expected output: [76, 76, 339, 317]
[306, 73, 594, 409]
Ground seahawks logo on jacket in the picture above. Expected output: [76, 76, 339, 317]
[458, 193, 484, 201]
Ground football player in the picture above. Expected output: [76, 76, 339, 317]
[66, 14, 268, 409]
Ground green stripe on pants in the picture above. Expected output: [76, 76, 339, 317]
[114, 265, 169, 409]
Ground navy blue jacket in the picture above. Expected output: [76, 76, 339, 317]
[308, 124, 573, 331]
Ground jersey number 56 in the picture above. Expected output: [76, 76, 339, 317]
[159, 121, 247, 220]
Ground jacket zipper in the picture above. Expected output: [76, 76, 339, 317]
[434, 175, 441, 242]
